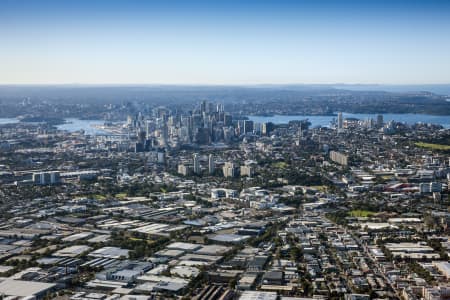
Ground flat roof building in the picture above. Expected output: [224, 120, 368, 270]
[0, 279, 56, 299]
[239, 291, 277, 300]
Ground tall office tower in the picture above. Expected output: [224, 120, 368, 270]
[337, 112, 343, 130]
[253, 122, 261, 135]
[262, 122, 275, 136]
[193, 153, 200, 174]
[192, 114, 203, 129]
[377, 114, 384, 128]
[137, 130, 146, 144]
[145, 121, 153, 138]
[224, 114, 233, 126]
[194, 128, 211, 145]
[167, 116, 175, 127]
[243, 120, 254, 134]
[262, 123, 268, 135]
[179, 126, 190, 143]
[201, 100, 207, 113]
[223, 127, 234, 143]
[208, 102, 214, 114]
[127, 115, 133, 127]
[159, 124, 168, 147]
[208, 154, 215, 175]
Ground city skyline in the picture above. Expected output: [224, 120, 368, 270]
[1, 0, 450, 85]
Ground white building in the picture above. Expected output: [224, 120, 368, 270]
[223, 162, 237, 178]
[240, 165, 254, 177]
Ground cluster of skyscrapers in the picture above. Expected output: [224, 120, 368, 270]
[126, 100, 275, 152]
[127, 101, 237, 151]
[337, 112, 384, 131]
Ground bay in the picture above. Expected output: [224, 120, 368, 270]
[248, 113, 450, 129]
[0, 118, 19, 125]
[56, 118, 108, 135]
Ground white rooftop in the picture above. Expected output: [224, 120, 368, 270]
[89, 247, 129, 259]
[0, 279, 56, 297]
[240, 291, 278, 300]
[166, 242, 201, 251]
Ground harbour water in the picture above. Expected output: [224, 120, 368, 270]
[0, 118, 19, 125]
[0, 112, 449, 134]
[248, 113, 450, 129]
[0, 118, 108, 135]
[56, 118, 109, 135]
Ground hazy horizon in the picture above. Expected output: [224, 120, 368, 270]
[2, 83, 450, 95]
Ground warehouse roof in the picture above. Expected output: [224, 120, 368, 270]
[0, 279, 56, 297]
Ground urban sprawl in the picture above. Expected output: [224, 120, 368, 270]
[0, 100, 449, 300]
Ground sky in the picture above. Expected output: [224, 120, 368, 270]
[1, 0, 450, 85]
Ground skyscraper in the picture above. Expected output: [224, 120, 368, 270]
[201, 100, 207, 114]
[337, 112, 343, 130]
[377, 114, 384, 128]
[208, 154, 215, 175]
[224, 114, 232, 126]
[159, 124, 168, 147]
[243, 120, 254, 134]
[193, 153, 200, 174]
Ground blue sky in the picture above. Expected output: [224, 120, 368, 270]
[1, 0, 450, 84]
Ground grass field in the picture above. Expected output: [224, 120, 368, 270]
[115, 193, 127, 199]
[310, 185, 327, 192]
[92, 194, 106, 200]
[348, 210, 375, 217]
[272, 161, 288, 169]
[415, 142, 450, 151]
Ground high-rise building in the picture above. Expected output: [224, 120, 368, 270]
[337, 112, 343, 130]
[262, 123, 267, 136]
[224, 114, 233, 126]
[201, 100, 207, 113]
[243, 120, 254, 134]
[216, 103, 224, 112]
[262, 122, 274, 136]
[223, 162, 237, 178]
[146, 121, 154, 138]
[193, 153, 200, 174]
[32, 171, 60, 185]
[377, 114, 384, 128]
[208, 154, 215, 175]
[159, 124, 168, 147]
[240, 165, 254, 177]
[178, 164, 190, 176]
[329, 151, 348, 166]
